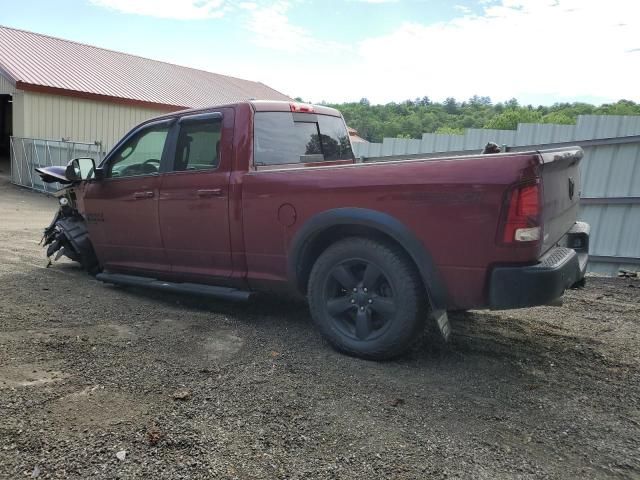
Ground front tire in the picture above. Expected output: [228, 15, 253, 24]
[307, 237, 426, 360]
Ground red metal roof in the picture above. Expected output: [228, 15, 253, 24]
[0, 25, 291, 110]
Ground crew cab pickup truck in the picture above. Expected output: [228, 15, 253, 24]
[36, 100, 589, 360]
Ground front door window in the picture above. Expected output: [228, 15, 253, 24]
[108, 125, 169, 178]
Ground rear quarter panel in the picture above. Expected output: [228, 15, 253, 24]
[241, 153, 541, 309]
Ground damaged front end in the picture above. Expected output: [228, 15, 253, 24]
[36, 166, 100, 274]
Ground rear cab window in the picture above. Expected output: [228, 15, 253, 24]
[254, 111, 354, 167]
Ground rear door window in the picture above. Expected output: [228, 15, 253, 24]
[254, 112, 354, 166]
[172, 117, 222, 172]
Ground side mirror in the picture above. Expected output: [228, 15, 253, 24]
[65, 158, 97, 182]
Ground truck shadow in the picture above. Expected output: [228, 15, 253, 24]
[15, 263, 601, 376]
[437, 309, 605, 371]
[98, 279, 595, 370]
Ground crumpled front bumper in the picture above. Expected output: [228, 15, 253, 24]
[43, 213, 98, 272]
[489, 222, 589, 309]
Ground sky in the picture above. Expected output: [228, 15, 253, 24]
[1, 0, 639, 106]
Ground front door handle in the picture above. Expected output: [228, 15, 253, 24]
[133, 191, 154, 199]
[197, 188, 223, 197]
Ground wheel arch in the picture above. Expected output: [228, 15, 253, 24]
[287, 208, 447, 311]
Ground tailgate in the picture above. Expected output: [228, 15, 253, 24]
[539, 148, 583, 254]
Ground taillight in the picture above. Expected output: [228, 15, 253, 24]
[290, 102, 314, 113]
[500, 182, 541, 243]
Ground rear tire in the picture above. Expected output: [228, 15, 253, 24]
[307, 237, 426, 360]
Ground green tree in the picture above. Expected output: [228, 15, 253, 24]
[484, 110, 543, 130]
[599, 99, 640, 115]
[542, 112, 575, 125]
[444, 97, 459, 114]
[435, 126, 464, 135]
[324, 97, 640, 141]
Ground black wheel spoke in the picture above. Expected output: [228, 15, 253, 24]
[326, 296, 354, 315]
[324, 257, 397, 343]
[370, 296, 396, 317]
[355, 309, 372, 340]
[362, 263, 383, 290]
[331, 265, 357, 290]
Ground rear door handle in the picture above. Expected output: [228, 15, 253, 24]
[133, 191, 154, 199]
[197, 188, 223, 197]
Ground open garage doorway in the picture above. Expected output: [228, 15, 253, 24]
[0, 94, 12, 173]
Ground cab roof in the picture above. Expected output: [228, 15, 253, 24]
[145, 100, 343, 126]
[250, 100, 342, 117]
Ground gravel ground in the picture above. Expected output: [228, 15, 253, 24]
[0, 171, 639, 479]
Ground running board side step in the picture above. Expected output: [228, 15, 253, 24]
[95, 273, 252, 302]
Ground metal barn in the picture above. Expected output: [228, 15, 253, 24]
[0, 25, 290, 171]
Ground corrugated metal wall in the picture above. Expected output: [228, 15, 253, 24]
[353, 115, 640, 276]
[11, 91, 25, 139]
[353, 115, 640, 158]
[17, 91, 172, 153]
[579, 139, 640, 275]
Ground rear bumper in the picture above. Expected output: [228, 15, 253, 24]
[489, 222, 589, 309]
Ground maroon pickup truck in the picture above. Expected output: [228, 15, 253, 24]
[36, 100, 589, 359]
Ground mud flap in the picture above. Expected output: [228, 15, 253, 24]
[432, 309, 451, 342]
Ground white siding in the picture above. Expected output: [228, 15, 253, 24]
[0, 72, 15, 95]
[12, 91, 25, 138]
[19, 91, 172, 153]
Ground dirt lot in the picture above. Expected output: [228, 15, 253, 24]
[0, 171, 638, 479]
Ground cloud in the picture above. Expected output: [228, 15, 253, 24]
[89, 0, 227, 20]
[241, 1, 307, 52]
[239, 1, 258, 10]
[350, 0, 399, 3]
[453, 4, 473, 14]
[88, 0, 640, 105]
[241, 1, 348, 54]
[282, 0, 640, 104]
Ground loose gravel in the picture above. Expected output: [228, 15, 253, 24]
[0, 171, 638, 479]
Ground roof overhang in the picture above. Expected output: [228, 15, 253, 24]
[0, 65, 15, 84]
[0, 71, 15, 96]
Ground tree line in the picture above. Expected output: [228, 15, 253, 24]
[307, 97, 640, 143]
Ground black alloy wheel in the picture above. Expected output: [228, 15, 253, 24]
[308, 237, 426, 360]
